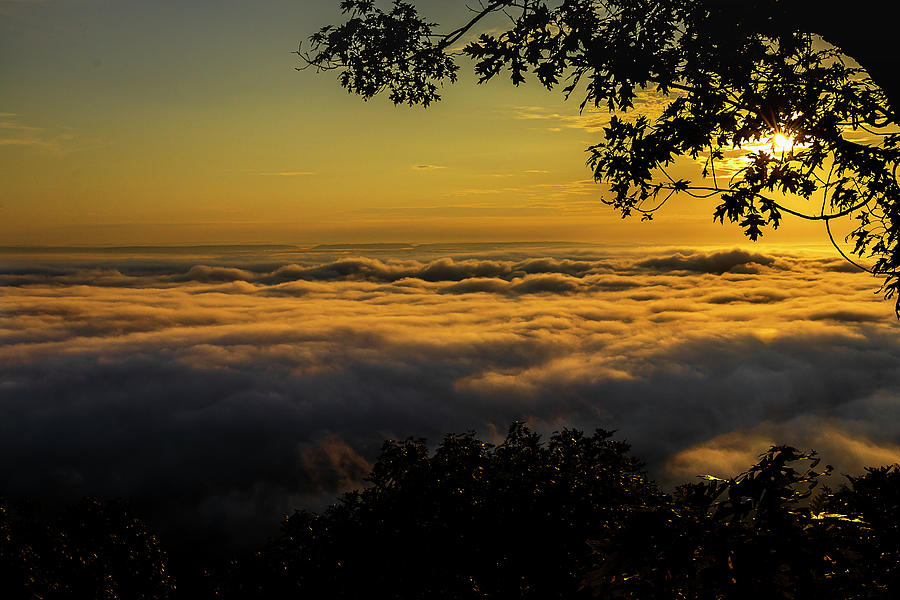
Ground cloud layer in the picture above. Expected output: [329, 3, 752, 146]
[3, 243, 899, 550]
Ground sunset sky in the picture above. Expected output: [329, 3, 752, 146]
[4, 0, 900, 554]
[0, 0, 831, 246]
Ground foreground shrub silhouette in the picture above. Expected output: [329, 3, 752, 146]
[5, 423, 900, 598]
[585, 449, 900, 599]
[0, 497, 173, 599]
[212, 422, 660, 599]
[216, 429, 900, 600]
[586, 446, 840, 599]
[823, 465, 900, 597]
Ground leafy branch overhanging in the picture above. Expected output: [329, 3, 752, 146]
[299, 0, 900, 312]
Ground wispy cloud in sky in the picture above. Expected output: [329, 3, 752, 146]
[513, 93, 674, 132]
[257, 170, 316, 176]
[0, 114, 75, 151]
[513, 105, 611, 132]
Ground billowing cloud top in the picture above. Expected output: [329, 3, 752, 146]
[2, 242, 899, 552]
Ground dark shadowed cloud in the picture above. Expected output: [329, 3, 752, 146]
[2, 243, 899, 551]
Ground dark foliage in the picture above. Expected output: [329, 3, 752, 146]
[0, 497, 173, 599]
[822, 465, 900, 597]
[211, 422, 659, 599]
[585, 446, 860, 599]
[5, 424, 900, 598]
[300, 1, 900, 313]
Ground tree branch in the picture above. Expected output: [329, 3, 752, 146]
[437, 1, 509, 50]
[772, 198, 873, 221]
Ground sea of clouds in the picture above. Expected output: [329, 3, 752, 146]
[3, 242, 900, 549]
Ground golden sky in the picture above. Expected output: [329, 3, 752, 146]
[0, 0, 835, 247]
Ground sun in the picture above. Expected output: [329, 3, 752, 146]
[770, 132, 794, 155]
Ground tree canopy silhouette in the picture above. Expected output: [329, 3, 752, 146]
[211, 422, 660, 599]
[5, 423, 900, 597]
[205, 424, 900, 599]
[299, 0, 900, 312]
[0, 497, 173, 599]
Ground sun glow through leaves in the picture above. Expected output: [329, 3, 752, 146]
[770, 133, 794, 155]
